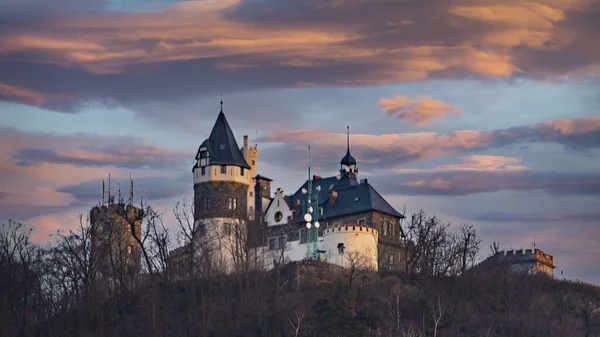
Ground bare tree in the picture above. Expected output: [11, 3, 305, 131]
[288, 310, 305, 337]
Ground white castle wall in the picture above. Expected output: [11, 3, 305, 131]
[193, 164, 251, 185]
[322, 224, 379, 271]
[193, 217, 248, 274]
[257, 225, 379, 271]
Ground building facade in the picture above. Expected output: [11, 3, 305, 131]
[178, 105, 408, 275]
[259, 131, 407, 271]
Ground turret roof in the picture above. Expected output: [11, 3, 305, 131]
[196, 111, 251, 169]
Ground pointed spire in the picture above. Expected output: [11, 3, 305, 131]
[340, 126, 357, 167]
[220, 94, 223, 112]
[346, 126, 350, 152]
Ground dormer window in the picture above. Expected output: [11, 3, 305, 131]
[220, 144, 225, 150]
[200, 151, 208, 159]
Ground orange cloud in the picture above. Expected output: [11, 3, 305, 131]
[394, 155, 529, 173]
[0, 83, 65, 106]
[379, 94, 462, 127]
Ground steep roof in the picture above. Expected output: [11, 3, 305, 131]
[195, 111, 250, 169]
[284, 175, 404, 222]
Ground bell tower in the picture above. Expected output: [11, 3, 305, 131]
[339, 126, 358, 179]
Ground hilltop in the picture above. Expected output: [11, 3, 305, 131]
[33, 261, 600, 337]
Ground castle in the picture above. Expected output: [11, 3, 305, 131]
[178, 103, 408, 274]
[477, 248, 556, 278]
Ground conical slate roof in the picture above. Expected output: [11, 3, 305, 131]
[196, 111, 251, 169]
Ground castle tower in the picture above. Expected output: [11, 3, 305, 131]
[340, 126, 358, 179]
[241, 135, 259, 219]
[90, 202, 143, 295]
[192, 101, 253, 273]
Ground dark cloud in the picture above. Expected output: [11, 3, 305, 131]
[0, 0, 597, 114]
[12, 144, 190, 170]
[471, 212, 600, 223]
[375, 171, 600, 196]
[0, 127, 191, 171]
[56, 174, 190, 204]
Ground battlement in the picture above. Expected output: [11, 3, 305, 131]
[90, 203, 144, 219]
[323, 223, 378, 236]
[491, 248, 555, 270]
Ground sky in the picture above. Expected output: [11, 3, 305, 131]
[0, 0, 599, 283]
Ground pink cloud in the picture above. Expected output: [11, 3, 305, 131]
[379, 94, 462, 127]
[259, 117, 600, 169]
[394, 155, 529, 173]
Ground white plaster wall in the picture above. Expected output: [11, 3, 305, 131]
[258, 237, 323, 270]
[193, 165, 251, 185]
[322, 226, 378, 271]
[193, 217, 248, 274]
[265, 189, 293, 227]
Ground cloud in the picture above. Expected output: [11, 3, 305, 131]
[379, 94, 462, 127]
[471, 212, 600, 223]
[258, 117, 600, 170]
[0, 0, 597, 112]
[383, 170, 600, 196]
[393, 155, 529, 173]
[0, 127, 192, 224]
[56, 174, 190, 204]
[12, 143, 189, 170]
[0, 127, 190, 170]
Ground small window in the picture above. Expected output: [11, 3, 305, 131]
[388, 253, 394, 265]
[274, 211, 283, 222]
[300, 229, 307, 244]
[201, 167, 206, 176]
[199, 225, 206, 236]
[269, 238, 277, 250]
[337, 243, 345, 254]
[251, 160, 255, 165]
[241, 167, 244, 176]
[382, 221, 389, 235]
[221, 165, 226, 174]
[250, 191, 253, 197]
[358, 218, 366, 225]
[200, 151, 208, 159]
[228, 198, 237, 210]
[223, 223, 231, 235]
[278, 236, 286, 249]
[220, 144, 225, 150]
[201, 197, 211, 211]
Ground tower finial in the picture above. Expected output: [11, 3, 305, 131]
[220, 94, 223, 112]
[347, 126, 350, 151]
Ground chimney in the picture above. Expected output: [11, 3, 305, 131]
[244, 135, 249, 148]
[295, 199, 300, 216]
[329, 190, 338, 208]
[313, 175, 322, 180]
